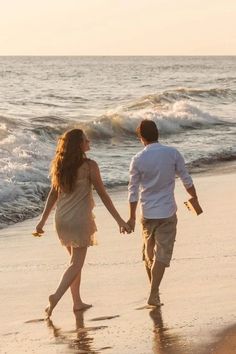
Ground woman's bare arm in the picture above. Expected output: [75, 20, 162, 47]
[89, 160, 131, 233]
[36, 187, 58, 233]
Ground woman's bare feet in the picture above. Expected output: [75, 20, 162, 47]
[45, 294, 57, 318]
[73, 302, 92, 313]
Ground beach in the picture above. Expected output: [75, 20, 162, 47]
[0, 170, 236, 354]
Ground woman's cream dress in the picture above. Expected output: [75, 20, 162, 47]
[54, 162, 97, 248]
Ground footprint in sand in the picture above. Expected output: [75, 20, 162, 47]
[63, 325, 108, 335]
[77, 325, 108, 333]
[24, 318, 45, 324]
[89, 315, 120, 322]
[3, 332, 19, 336]
[135, 304, 163, 310]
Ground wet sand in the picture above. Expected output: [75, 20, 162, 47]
[0, 171, 236, 354]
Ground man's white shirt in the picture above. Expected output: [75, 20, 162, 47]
[128, 142, 193, 219]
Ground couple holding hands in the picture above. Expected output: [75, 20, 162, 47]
[35, 119, 200, 317]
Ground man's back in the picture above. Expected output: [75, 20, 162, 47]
[128, 142, 193, 219]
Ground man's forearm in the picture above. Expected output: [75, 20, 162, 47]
[186, 184, 198, 198]
[129, 201, 138, 219]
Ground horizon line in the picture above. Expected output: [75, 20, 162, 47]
[0, 54, 236, 57]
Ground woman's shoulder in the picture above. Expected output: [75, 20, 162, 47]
[86, 159, 99, 170]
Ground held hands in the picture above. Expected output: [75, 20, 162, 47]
[118, 219, 132, 234]
[127, 218, 136, 232]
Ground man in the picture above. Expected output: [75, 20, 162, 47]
[128, 119, 201, 307]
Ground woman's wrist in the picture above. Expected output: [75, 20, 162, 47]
[115, 216, 123, 224]
[39, 217, 46, 224]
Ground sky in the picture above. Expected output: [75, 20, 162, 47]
[0, 0, 236, 55]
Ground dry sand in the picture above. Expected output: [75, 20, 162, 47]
[0, 171, 236, 354]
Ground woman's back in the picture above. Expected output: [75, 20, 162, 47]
[55, 161, 97, 248]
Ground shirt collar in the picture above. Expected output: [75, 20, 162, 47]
[143, 142, 160, 151]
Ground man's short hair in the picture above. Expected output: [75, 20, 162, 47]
[136, 119, 159, 142]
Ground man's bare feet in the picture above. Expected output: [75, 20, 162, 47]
[45, 294, 57, 318]
[147, 291, 163, 307]
[73, 302, 92, 313]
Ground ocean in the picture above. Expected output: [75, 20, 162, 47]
[0, 56, 236, 228]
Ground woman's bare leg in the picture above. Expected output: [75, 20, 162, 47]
[45, 246, 88, 317]
[66, 246, 92, 312]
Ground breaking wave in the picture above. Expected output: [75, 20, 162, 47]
[81, 100, 224, 139]
[0, 86, 235, 229]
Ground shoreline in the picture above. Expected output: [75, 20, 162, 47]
[1, 160, 236, 232]
[0, 170, 236, 353]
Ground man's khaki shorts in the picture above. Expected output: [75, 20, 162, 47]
[141, 213, 177, 268]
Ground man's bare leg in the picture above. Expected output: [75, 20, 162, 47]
[144, 237, 155, 283]
[147, 259, 166, 306]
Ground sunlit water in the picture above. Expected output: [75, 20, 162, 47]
[0, 56, 236, 228]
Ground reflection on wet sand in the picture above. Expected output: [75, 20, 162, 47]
[46, 310, 110, 354]
[201, 324, 236, 354]
[149, 308, 190, 354]
[70, 311, 97, 353]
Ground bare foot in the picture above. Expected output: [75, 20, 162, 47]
[73, 302, 92, 312]
[147, 292, 163, 307]
[45, 295, 57, 318]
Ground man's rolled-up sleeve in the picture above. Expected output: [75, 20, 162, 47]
[128, 157, 141, 202]
[175, 150, 193, 188]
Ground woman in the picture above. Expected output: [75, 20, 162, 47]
[35, 128, 130, 317]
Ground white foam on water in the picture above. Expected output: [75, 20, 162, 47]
[0, 84, 235, 228]
[83, 100, 223, 138]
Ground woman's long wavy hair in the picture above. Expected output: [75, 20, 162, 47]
[51, 129, 86, 193]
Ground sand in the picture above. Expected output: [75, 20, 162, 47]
[0, 171, 236, 354]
